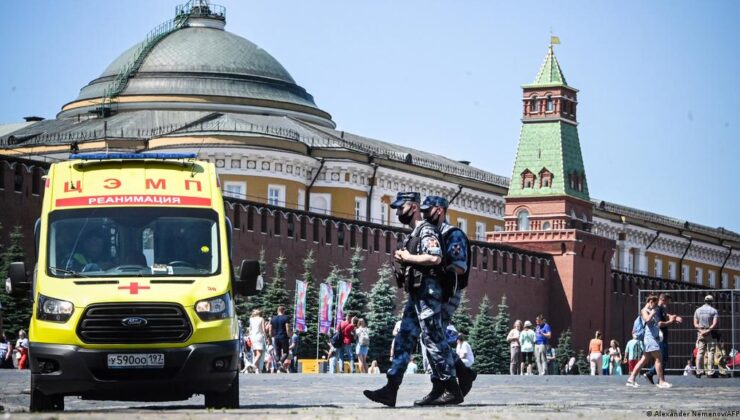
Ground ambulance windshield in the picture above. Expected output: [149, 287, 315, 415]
[47, 207, 220, 277]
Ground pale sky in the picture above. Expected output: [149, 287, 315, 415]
[1, 1, 738, 232]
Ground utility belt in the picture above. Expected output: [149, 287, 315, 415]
[393, 263, 445, 293]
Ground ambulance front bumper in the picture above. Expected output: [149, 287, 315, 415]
[29, 340, 238, 401]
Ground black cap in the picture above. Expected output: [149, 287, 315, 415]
[390, 192, 420, 209]
[420, 195, 449, 210]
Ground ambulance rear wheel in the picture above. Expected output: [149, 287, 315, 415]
[204, 374, 239, 409]
[29, 376, 64, 412]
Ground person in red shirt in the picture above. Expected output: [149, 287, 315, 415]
[337, 314, 356, 373]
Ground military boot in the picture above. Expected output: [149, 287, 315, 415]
[413, 379, 445, 406]
[363, 376, 401, 407]
[430, 378, 464, 406]
[455, 360, 477, 396]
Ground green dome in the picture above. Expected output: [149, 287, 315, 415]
[65, 19, 333, 127]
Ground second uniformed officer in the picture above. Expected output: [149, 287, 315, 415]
[420, 195, 477, 403]
[363, 192, 462, 407]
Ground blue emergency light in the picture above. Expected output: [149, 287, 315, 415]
[69, 153, 197, 160]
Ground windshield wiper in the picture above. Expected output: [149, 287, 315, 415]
[48, 267, 89, 278]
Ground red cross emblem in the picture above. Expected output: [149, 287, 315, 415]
[118, 282, 151, 295]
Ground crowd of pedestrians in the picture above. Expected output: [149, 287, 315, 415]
[0, 330, 30, 370]
[506, 315, 556, 375]
[240, 306, 301, 374]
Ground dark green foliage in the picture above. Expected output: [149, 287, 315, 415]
[0, 226, 32, 338]
[366, 264, 397, 371]
[556, 328, 574, 374]
[469, 295, 496, 374]
[262, 253, 289, 320]
[342, 247, 368, 318]
[576, 350, 590, 375]
[451, 290, 473, 335]
[491, 295, 511, 374]
[298, 250, 322, 359]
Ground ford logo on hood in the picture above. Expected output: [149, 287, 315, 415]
[121, 317, 148, 327]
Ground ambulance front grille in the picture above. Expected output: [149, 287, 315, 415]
[76, 303, 192, 344]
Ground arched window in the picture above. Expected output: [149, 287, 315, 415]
[546, 95, 554, 112]
[531, 96, 539, 112]
[517, 210, 530, 231]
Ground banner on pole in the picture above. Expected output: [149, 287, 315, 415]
[318, 282, 334, 335]
[294, 279, 307, 333]
[335, 280, 352, 326]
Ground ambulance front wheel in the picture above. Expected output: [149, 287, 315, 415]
[30, 376, 64, 412]
[203, 374, 239, 409]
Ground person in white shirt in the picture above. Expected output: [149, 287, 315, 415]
[456, 334, 475, 368]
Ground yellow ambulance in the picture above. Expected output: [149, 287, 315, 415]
[7, 153, 260, 411]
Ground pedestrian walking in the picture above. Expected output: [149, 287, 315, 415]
[356, 318, 370, 373]
[337, 313, 356, 373]
[624, 333, 644, 375]
[456, 334, 474, 368]
[534, 315, 552, 375]
[268, 306, 291, 365]
[608, 340, 622, 375]
[644, 293, 681, 384]
[588, 331, 603, 375]
[520, 321, 536, 375]
[0, 334, 13, 369]
[507, 320, 522, 375]
[248, 309, 266, 372]
[626, 294, 671, 388]
[422, 195, 477, 399]
[15, 330, 29, 370]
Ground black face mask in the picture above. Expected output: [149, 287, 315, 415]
[398, 208, 414, 225]
[423, 209, 441, 225]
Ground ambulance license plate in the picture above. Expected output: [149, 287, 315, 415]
[107, 353, 164, 369]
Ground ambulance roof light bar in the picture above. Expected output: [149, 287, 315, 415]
[69, 153, 197, 160]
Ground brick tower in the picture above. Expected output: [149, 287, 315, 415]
[490, 44, 616, 350]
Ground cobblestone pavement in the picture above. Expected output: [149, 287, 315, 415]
[1, 371, 739, 419]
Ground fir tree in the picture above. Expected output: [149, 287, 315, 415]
[0, 225, 32, 338]
[343, 247, 368, 318]
[491, 295, 511, 374]
[576, 350, 590, 375]
[298, 250, 322, 359]
[451, 290, 473, 335]
[556, 328, 575, 374]
[262, 253, 289, 319]
[366, 264, 397, 371]
[469, 295, 496, 374]
[237, 248, 267, 324]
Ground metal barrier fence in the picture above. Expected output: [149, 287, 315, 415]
[637, 289, 738, 376]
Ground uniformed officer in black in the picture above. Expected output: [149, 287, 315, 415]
[363, 192, 462, 407]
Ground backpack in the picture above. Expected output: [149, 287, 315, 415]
[440, 225, 472, 291]
[331, 330, 343, 348]
[632, 315, 646, 341]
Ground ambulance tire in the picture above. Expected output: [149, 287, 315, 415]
[204, 374, 239, 409]
[30, 376, 64, 412]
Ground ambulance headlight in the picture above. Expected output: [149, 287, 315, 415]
[37, 295, 74, 323]
[195, 293, 232, 321]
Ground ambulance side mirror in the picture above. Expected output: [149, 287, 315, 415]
[7, 262, 30, 296]
[235, 260, 261, 296]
